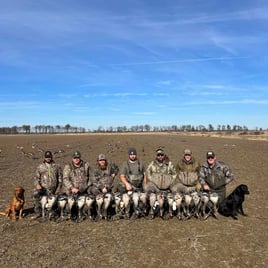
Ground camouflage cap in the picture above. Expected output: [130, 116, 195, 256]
[183, 148, 192, 155]
[156, 148, 164, 155]
[72, 151, 81, 158]
[207, 151, 215, 158]
[98, 154, 106, 161]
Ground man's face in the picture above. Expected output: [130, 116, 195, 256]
[72, 157, 81, 165]
[184, 154, 192, 162]
[156, 153, 165, 162]
[129, 154, 137, 161]
[98, 159, 107, 168]
[44, 157, 52, 163]
[207, 156, 216, 166]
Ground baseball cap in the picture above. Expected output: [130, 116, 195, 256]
[156, 148, 164, 155]
[98, 154, 106, 161]
[73, 151, 81, 158]
[207, 151, 215, 158]
[44, 151, 53, 158]
[128, 148, 137, 155]
[184, 148, 192, 155]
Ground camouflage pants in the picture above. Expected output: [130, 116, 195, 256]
[143, 182, 167, 193]
[87, 185, 101, 195]
[32, 188, 55, 214]
[171, 182, 201, 193]
[211, 187, 226, 203]
[32, 189, 42, 214]
[117, 182, 127, 194]
[117, 182, 144, 194]
[88, 185, 113, 195]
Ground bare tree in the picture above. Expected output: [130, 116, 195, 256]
[22, 125, 31, 134]
[65, 124, 71, 133]
[208, 124, 214, 132]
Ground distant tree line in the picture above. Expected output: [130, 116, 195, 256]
[0, 124, 86, 134]
[0, 123, 265, 135]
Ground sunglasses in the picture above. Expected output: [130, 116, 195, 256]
[207, 156, 215, 159]
[157, 153, 164, 157]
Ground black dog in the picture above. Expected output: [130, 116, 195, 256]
[218, 184, 249, 220]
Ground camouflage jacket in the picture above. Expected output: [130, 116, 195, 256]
[92, 162, 119, 191]
[199, 161, 234, 190]
[146, 158, 177, 190]
[175, 158, 201, 186]
[63, 160, 92, 194]
[34, 161, 63, 194]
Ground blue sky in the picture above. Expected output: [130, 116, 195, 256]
[1, 0, 267, 130]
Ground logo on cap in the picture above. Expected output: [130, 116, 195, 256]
[98, 154, 106, 161]
[128, 148, 137, 155]
[207, 151, 215, 158]
[73, 151, 81, 158]
[44, 151, 53, 158]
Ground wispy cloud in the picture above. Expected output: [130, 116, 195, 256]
[108, 56, 248, 66]
[133, 112, 155, 115]
[185, 99, 268, 105]
[83, 92, 148, 98]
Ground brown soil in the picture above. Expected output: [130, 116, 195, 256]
[0, 133, 267, 267]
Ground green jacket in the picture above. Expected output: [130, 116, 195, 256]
[175, 158, 201, 186]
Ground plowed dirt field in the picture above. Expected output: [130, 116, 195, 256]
[0, 133, 267, 267]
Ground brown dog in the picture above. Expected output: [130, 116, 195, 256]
[0, 186, 25, 220]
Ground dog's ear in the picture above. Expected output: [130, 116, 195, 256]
[16, 186, 24, 193]
[234, 186, 242, 195]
